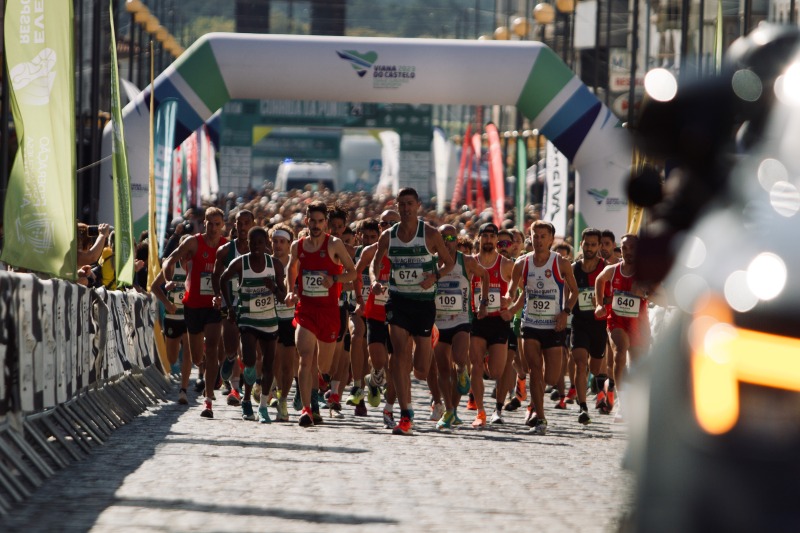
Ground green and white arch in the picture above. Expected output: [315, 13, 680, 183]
[101, 33, 631, 235]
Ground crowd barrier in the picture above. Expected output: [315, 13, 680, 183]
[0, 271, 170, 516]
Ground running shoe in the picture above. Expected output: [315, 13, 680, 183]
[269, 395, 278, 408]
[243, 366, 257, 386]
[392, 416, 413, 436]
[200, 400, 213, 419]
[369, 368, 387, 388]
[252, 382, 262, 403]
[452, 411, 464, 426]
[346, 386, 365, 406]
[436, 411, 455, 430]
[456, 366, 471, 395]
[471, 410, 487, 428]
[545, 385, 554, 394]
[529, 418, 548, 435]
[299, 407, 313, 427]
[178, 389, 188, 405]
[524, 406, 537, 426]
[490, 410, 504, 425]
[504, 397, 521, 411]
[366, 376, 382, 408]
[276, 400, 289, 422]
[220, 357, 236, 381]
[595, 390, 607, 410]
[227, 388, 242, 406]
[194, 378, 205, 393]
[221, 380, 232, 396]
[382, 409, 395, 429]
[430, 402, 445, 422]
[490, 386, 497, 399]
[466, 392, 477, 411]
[554, 398, 567, 410]
[354, 400, 368, 417]
[549, 388, 560, 401]
[606, 390, 615, 412]
[566, 387, 577, 404]
[578, 409, 591, 426]
[258, 406, 272, 424]
[515, 377, 527, 402]
[312, 408, 324, 425]
[329, 393, 343, 418]
[293, 391, 303, 412]
[241, 400, 256, 421]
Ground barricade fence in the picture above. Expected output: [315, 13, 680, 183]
[0, 271, 170, 516]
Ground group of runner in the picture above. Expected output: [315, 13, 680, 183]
[151, 188, 654, 436]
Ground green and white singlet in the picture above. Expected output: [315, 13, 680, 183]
[236, 253, 279, 333]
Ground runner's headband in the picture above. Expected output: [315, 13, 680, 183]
[273, 230, 292, 241]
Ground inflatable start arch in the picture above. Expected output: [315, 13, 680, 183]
[100, 33, 631, 235]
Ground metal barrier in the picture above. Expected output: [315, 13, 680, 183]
[0, 271, 169, 515]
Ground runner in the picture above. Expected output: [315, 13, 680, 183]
[285, 201, 357, 427]
[468, 222, 515, 427]
[594, 233, 652, 420]
[162, 207, 227, 418]
[498, 229, 529, 414]
[269, 223, 297, 422]
[371, 188, 454, 435]
[506, 220, 578, 435]
[217, 226, 285, 423]
[352, 209, 400, 428]
[433, 224, 489, 430]
[569, 228, 608, 425]
[212, 209, 255, 407]
[150, 234, 192, 404]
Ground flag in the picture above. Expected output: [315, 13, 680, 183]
[154, 99, 178, 256]
[376, 130, 400, 196]
[472, 133, 486, 213]
[544, 141, 568, 238]
[109, 0, 134, 286]
[485, 124, 505, 227]
[450, 124, 472, 211]
[432, 127, 449, 214]
[516, 137, 527, 231]
[2, 0, 76, 279]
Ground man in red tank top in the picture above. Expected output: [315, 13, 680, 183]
[284, 201, 357, 427]
[162, 207, 227, 418]
[594, 233, 652, 418]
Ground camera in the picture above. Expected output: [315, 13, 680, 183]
[86, 225, 113, 237]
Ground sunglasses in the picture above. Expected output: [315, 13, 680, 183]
[379, 221, 391, 228]
[497, 240, 512, 248]
[443, 234, 457, 242]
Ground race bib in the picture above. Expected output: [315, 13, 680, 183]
[373, 290, 389, 305]
[276, 302, 295, 320]
[474, 288, 502, 312]
[169, 290, 185, 305]
[578, 288, 595, 311]
[526, 292, 558, 320]
[302, 270, 328, 297]
[199, 272, 213, 295]
[437, 292, 463, 312]
[394, 267, 423, 286]
[612, 291, 641, 317]
[250, 294, 277, 319]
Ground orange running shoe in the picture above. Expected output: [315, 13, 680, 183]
[392, 416, 413, 435]
[566, 386, 577, 404]
[466, 392, 477, 411]
[471, 410, 487, 428]
[595, 390, 607, 410]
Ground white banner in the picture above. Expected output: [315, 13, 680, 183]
[377, 130, 400, 196]
[544, 141, 569, 238]
[432, 127, 450, 213]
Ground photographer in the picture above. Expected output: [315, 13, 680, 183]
[77, 222, 111, 267]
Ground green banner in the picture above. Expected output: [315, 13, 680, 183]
[2, 0, 76, 279]
[516, 137, 527, 232]
[109, 0, 134, 286]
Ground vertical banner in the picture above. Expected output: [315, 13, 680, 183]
[171, 145, 186, 218]
[485, 124, 505, 227]
[2, 0, 76, 279]
[147, 42, 158, 291]
[432, 127, 449, 214]
[471, 133, 486, 213]
[450, 124, 472, 210]
[516, 137, 527, 231]
[376, 130, 400, 196]
[544, 141, 568, 238]
[109, 0, 134, 286]
[154, 99, 178, 256]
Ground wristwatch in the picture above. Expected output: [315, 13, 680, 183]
[480, 298, 489, 306]
[562, 308, 571, 315]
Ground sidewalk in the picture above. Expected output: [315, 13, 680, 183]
[1, 375, 633, 532]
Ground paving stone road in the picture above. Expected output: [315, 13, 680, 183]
[1, 374, 633, 532]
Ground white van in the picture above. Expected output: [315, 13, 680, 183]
[274, 161, 337, 192]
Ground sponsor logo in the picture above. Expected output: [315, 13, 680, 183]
[337, 50, 378, 78]
[536, 280, 545, 290]
[10, 48, 57, 106]
[587, 188, 609, 205]
[545, 269, 552, 279]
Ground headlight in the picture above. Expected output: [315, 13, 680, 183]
[689, 294, 800, 435]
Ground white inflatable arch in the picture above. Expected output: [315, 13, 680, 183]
[101, 33, 631, 234]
